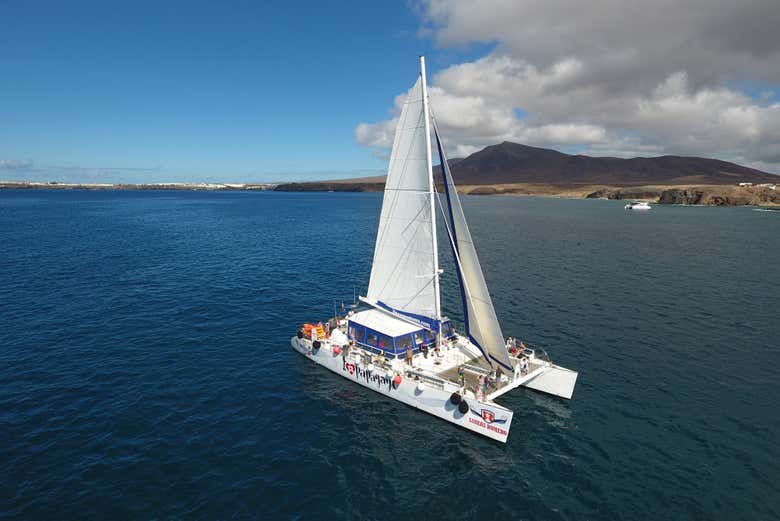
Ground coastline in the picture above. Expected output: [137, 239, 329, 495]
[272, 181, 780, 206]
[3, 180, 778, 206]
[0, 181, 274, 191]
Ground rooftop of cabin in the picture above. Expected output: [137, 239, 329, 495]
[347, 309, 423, 337]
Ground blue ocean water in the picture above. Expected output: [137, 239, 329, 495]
[1, 189, 778, 520]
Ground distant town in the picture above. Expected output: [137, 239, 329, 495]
[0, 181, 276, 191]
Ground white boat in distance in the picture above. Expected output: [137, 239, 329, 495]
[624, 201, 652, 210]
[291, 57, 577, 443]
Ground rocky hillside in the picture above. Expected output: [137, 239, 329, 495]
[274, 141, 777, 193]
[657, 186, 779, 206]
[444, 142, 777, 186]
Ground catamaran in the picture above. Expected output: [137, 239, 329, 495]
[291, 57, 577, 443]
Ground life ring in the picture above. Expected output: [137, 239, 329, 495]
[458, 400, 469, 414]
[449, 392, 462, 405]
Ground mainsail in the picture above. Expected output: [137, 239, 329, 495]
[366, 58, 512, 370]
[433, 120, 514, 371]
[366, 76, 439, 325]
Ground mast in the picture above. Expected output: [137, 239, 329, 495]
[420, 55, 442, 351]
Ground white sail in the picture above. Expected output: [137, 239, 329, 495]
[433, 121, 514, 371]
[366, 77, 437, 321]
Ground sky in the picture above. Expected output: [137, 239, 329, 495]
[2, 0, 780, 183]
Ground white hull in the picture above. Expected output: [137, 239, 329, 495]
[518, 364, 578, 399]
[291, 335, 577, 443]
[292, 335, 513, 442]
[289, 57, 578, 444]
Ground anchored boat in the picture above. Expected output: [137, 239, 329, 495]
[291, 57, 577, 443]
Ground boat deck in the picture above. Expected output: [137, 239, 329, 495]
[329, 326, 548, 402]
[406, 340, 543, 399]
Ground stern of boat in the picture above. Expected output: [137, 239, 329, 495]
[521, 364, 578, 399]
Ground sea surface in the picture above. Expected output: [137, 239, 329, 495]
[1, 190, 779, 520]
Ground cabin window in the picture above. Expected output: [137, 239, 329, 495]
[396, 335, 412, 351]
[443, 322, 454, 337]
[425, 329, 436, 343]
[349, 325, 364, 342]
[377, 335, 392, 350]
[366, 332, 378, 346]
[413, 332, 423, 345]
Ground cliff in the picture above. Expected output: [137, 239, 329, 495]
[657, 186, 779, 206]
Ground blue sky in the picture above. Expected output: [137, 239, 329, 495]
[4, 1, 779, 182]
[0, 1, 483, 183]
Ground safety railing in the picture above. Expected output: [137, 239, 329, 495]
[405, 369, 447, 390]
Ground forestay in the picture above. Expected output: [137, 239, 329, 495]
[366, 78, 437, 320]
[434, 120, 514, 371]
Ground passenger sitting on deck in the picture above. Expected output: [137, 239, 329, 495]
[405, 346, 414, 367]
[519, 340, 527, 351]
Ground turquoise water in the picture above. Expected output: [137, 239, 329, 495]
[1, 190, 778, 520]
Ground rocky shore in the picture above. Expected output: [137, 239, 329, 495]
[6, 180, 777, 206]
[585, 185, 778, 205]
[273, 180, 779, 206]
[656, 186, 779, 206]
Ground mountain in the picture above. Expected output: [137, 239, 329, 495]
[438, 142, 777, 186]
[273, 141, 778, 200]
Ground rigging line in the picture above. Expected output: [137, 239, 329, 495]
[430, 117, 499, 367]
[435, 181, 473, 313]
[396, 275, 436, 309]
[434, 184, 493, 367]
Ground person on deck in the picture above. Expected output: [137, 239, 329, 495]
[495, 366, 504, 385]
[405, 346, 414, 367]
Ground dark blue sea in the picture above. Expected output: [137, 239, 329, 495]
[1, 190, 778, 520]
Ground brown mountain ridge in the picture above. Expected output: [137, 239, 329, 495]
[439, 141, 777, 186]
[276, 141, 777, 191]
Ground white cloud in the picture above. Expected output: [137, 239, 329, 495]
[356, 0, 780, 172]
[0, 159, 33, 170]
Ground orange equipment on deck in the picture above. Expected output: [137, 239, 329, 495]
[303, 323, 326, 339]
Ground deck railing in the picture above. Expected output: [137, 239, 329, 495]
[405, 369, 447, 390]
